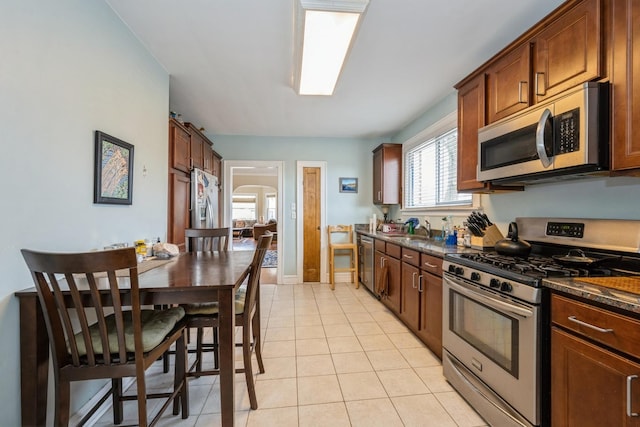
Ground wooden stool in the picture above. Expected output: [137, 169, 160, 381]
[327, 225, 359, 290]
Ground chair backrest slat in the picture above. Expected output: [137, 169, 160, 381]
[243, 233, 272, 318]
[67, 272, 100, 365]
[185, 228, 230, 253]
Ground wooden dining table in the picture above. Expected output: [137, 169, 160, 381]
[15, 250, 254, 427]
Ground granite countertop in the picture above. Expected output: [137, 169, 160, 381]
[355, 225, 479, 258]
[543, 277, 640, 314]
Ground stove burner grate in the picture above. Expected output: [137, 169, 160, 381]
[458, 252, 606, 279]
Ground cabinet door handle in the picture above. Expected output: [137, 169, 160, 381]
[423, 262, 437, 268]
[567, 316, 614, 333]
[418, 275, 423, 292]
[535, 72, 545, 96]
[412, 272, 417, 288]
[518, 81, 527, 103]
[403, 254, 414, 260]
[628, 375, 639, 417]
[377, 191, 381, 201]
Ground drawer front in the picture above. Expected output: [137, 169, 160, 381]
[386, 243, 401, 259]
[401, 248, 420, 267]
[374, 239, 386, 252]
[421, 253, 443, 277]
[552, 293, 640, 358]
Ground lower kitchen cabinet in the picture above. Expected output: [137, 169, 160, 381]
[551, 327, 640, 427]
[399, 247, 443, 358]
[375, 244, 401, 314]
[400, 261, 420, 329]
[372, 239, 444, 358]
[418, 270, 442, 359]
[551, 293, 640, 426]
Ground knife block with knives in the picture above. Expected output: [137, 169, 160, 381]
[470, 225, 504, 249]
[466, 212, 504, 249]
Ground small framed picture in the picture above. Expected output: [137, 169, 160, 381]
[94, 131, 134, 205]
[339, 177, 358, 193]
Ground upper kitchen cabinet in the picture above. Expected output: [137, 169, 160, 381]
[373, 143, 402, 205]
[212, 149, 222, 179]
[485, 0, 603, 125]
[610, 0, 640, 173]
[185, 123, 208, 171]
[531, 0, 602, 103]
[457, 75, 488, 192]
[169, 118, 190, 173]
[486, 43, 531, 123]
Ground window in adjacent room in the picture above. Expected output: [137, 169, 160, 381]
[265, 193, 277, 221]
[232, 194, 257, 220]
[404, 116, 472, 209]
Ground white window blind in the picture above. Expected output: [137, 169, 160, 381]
[404, 128, 472, 208]
[232, 194, 257, 220]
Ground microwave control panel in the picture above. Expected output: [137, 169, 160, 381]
[554, 108, 580, 154]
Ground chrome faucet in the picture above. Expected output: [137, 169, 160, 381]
[424, 219, 431, 239]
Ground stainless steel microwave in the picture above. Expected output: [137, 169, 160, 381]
[477, 82, 609, 184]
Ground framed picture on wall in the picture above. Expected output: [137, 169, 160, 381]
[94, 130, 134, 205]
[339, 177, 358, 193]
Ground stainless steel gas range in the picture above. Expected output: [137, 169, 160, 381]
[442, 217, 640, 427]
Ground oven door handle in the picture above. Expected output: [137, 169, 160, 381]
[445, 276, 533, 318]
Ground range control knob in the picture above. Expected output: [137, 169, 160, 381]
[489, 278, 501, 288]
[455, 267, 464, 275]
[470, 272, 481, 281]
[500, 282, 513, 292]
[448, 265, 456, 273]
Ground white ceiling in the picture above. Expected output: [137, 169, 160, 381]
[106, 0, 565, 139]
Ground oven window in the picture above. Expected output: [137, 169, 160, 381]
[449, 289, 519, 377]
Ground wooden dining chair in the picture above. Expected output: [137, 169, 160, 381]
[185, 227, 230, 253]
[328, 224, 359, 290]
[183, 233, 272, 409]
[174, 227, 230, 373]
[20, 247, 189, 427]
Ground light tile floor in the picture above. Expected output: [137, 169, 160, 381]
[94, 281, 487, 426]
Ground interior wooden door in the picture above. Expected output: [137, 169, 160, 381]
[303, 167, 321, 282]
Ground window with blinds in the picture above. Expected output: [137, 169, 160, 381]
[404, 128, 472, 208]
[232, 194, 257, 220]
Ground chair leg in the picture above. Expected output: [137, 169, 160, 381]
[135, 368, 149, 427]
[195, 327, 204, 376]
[252, 313, 265, 374]
[112, 378, 124, 424]
[174, 331, 189, 418]
[243, 324, 258, 410]
[353, 249, 359, 289]
[329, 248, 335, 290]
[55, 379, 71, 427]
[213, 327, 219, 369]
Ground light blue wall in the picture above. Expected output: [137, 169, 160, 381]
[0, 1, 170, 424]
[211, 135, 388, 274]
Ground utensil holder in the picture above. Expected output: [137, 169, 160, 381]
[470, 224, 504, 249]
